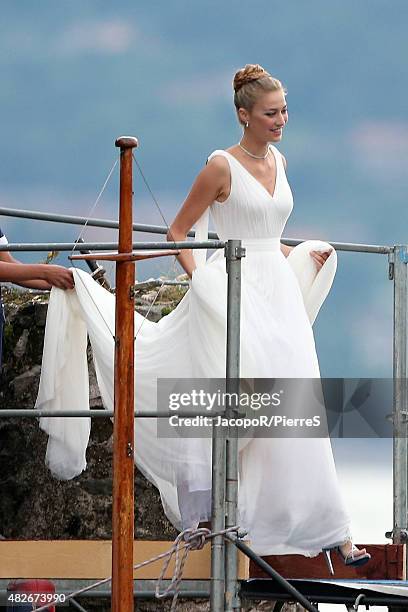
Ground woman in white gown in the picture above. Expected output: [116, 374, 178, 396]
[162, 63, 369, 564]
[36, 63, 370, 567]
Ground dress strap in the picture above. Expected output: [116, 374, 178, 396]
[207, 149, 230, 162]
[269, 144, 285, 176]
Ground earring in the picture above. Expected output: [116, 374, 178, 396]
[245, 121, 249, 128]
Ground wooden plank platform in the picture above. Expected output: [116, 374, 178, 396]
[2, 541, 402, 582]
[249, 544, 405, 580]
[0, 540, 249, 580]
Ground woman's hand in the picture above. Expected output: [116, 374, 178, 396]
[43, 265, 75, 289]
[0, 253, 75, 290]
[310, 249, 333, 272]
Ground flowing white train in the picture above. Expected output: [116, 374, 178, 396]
[36, 145, 352, 556]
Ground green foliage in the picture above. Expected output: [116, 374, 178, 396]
[160, 306, 173, 317]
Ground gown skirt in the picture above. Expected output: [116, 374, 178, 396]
[35, 145, 353, 556]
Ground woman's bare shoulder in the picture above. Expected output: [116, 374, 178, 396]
[205, 151, 230, 175]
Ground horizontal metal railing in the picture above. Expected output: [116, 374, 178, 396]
[0, 240, 224, 252]
[0, 205, 392, 254]
[0, 204, 406, 611]
[0, 205, 217, 238]
[0, 409, 209, 418]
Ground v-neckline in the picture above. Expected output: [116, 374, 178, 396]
[224, 145, 278, 200]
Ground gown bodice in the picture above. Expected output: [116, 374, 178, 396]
[207, 145, 294, 241]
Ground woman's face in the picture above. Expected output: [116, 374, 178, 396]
[241, 89, 288, 142]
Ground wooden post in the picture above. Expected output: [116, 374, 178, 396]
[112, 136, 138, 612]
[69, 137, 179, 611]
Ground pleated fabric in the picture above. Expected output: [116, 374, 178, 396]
[36, 145, 352, 555]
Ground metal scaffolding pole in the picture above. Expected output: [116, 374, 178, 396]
[0, 409, 213, 418]
[0, 205, 218, 239]
[0, 240, 224, 252]
[391, 245, 408, 569]
[0, 204, 394, 253]
[224, 240, 244, 612]
[210, 240, 245, 611]
[210, 407, 226, 612]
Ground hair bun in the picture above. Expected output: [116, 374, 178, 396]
[233, 64, 270, 92]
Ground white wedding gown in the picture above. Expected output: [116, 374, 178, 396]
[36, 144, 352, 556]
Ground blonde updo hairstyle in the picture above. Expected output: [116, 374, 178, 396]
[233, 64, 286, 126]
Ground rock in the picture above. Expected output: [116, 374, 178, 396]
[135, 303, 166, 322]
[79, 478, 113, 496]
[34, 302, 48, 327]
[88, 344, 104, 408]
[9, 365, 41, 400]
[13, 328, 29, 358]
[0, 286, 181, 542]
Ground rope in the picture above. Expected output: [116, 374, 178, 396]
[131, 152, 183, 339]
[67, 150, 185, 338]
[70, 267, 115, 339]
[69, 152, 183, 338]
[67, 151, 182, 341]
[69, 157, 119, 339]
[31, 526, 239, 612]
[132, 153, 177, 243]
[134, 256, 179, 339]
[71, 158, 118, 255]
[155, 527, 212, 611]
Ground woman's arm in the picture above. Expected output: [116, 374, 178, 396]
[167, 156, 229, 278]
[0, 251, 74, 290]
[280, 243, 293, 257]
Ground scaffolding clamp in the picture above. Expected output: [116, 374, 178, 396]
[224, 242, 246, 261]
[389, 245, 408, 280]
[234, 246, 246, 259]
[385, 410, 408, 423]
[385, 528, 408, 541]
[388, 250, 395, 280]
[398, 245, 408, 263]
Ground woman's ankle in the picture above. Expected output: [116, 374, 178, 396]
[340, 540, 366, 556]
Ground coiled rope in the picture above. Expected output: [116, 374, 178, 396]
[32, 525, 240, 612]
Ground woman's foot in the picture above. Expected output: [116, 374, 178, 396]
[338, 540, 367, 562]
[323, 540, 371, 575]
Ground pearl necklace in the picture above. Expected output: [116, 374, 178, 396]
[238, 141, 270, 160]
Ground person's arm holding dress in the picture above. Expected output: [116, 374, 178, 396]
[167, 156, 229, 278]
[0, 250, 74, 290]
[279, 154, 332, 271]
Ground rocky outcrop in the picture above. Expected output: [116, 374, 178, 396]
[0, 283, 188, 542]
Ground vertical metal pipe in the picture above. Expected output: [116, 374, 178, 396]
[392, 245, 408, 568]
[111, 136, 138, 612]
[225, 240, 244, 611]
[210, 407, 226, 612]
[210, 240, 244, 611]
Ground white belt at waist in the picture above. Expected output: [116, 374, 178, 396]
[240, 237, 281, 252]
